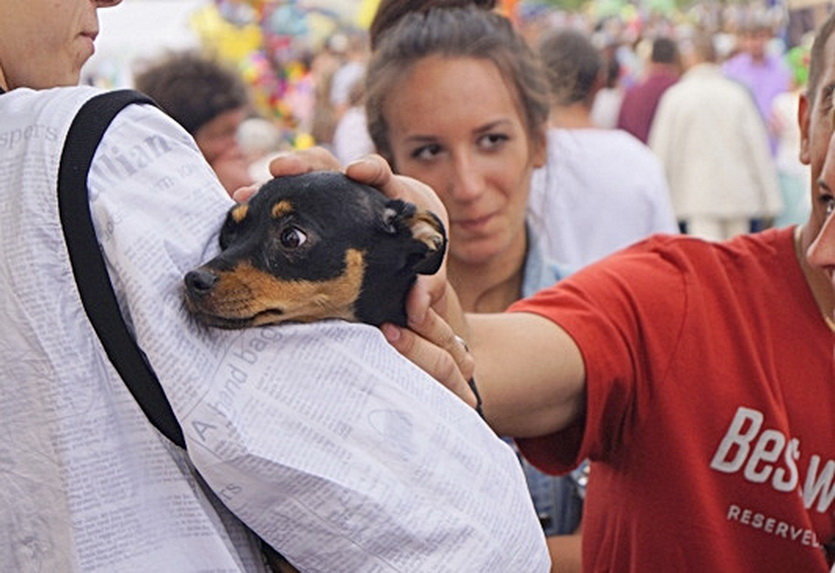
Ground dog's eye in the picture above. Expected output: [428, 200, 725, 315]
[279, 226, 307, 249]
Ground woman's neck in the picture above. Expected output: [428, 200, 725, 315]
[449, 236, 527, 314]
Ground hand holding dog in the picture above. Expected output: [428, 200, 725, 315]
[339, 156, 478, 413]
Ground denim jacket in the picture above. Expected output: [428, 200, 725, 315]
[512, 226, 589, 536]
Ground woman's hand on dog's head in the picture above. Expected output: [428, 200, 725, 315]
[344, 155, 450, 232]
[255, 147, 451, 236]
[231, 147, 343, 203]
[240, 147, 449, 229]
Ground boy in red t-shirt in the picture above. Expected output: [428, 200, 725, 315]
[508, 227, 833, 571]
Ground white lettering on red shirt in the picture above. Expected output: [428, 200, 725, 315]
[710, 406, 834, 513]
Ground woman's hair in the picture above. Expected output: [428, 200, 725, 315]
[365, 5, 549, 166]
[369, 0, 496, 50]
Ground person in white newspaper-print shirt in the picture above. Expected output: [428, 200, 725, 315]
[0, 1, 550, 572]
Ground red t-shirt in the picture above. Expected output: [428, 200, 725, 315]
[511, 228, 834, 572]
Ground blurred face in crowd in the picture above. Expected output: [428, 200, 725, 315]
[382, 56, 545, 269]
[194, 107, 254, 194]
[0, 0, 122, 90]
[740, 28, 770, 62]
[799, 30, 835, 306]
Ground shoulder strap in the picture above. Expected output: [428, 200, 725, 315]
[58, 89, 186, 449]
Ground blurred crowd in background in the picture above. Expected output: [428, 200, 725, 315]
[80, 0, 832, 234]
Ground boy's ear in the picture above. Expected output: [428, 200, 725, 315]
[798, 91, 812, 166]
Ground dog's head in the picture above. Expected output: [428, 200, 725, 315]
[184, 171, 446, 328]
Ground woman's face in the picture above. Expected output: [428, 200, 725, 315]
[383, 56, 545, 268]
[0, 0, 122, 90]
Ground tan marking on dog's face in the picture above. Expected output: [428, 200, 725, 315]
[186, 249, 366, 327]
[271, 200, 293, 219]
[230, 205, 249, 224]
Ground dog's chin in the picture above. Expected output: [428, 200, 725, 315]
[191, 309, 286, 330]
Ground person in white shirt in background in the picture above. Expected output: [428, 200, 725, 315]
[771, 43, 813, 227]
[332, 79, 375, 165]
[237, 115, 286, 183]
[328, 30, 368, 123]
[530, 27, 679, 270]
[588, 44, 625, 130]
[649, 32, 782, 241]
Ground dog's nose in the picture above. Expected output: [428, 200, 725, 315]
[184, 269, 219, 296]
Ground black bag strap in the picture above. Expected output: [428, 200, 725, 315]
[58, 90, 186, 449]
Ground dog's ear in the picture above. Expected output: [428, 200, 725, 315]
[380, 199, 414, 235]
[381, 199, 447, 275]
[411, 210, 446, 274]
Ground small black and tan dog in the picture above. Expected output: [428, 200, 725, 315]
[184, 171, 446, 328]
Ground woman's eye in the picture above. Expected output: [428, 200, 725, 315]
[279, 227, 307, 249]
[411, 144, 441, 161]
[478, 133, 509, 150]
[826, 197, 835, 216]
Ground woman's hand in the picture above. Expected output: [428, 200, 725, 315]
[231, 147, 341, 203]
[381, 307, 480, 413]
[344, 155, 449, 232]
